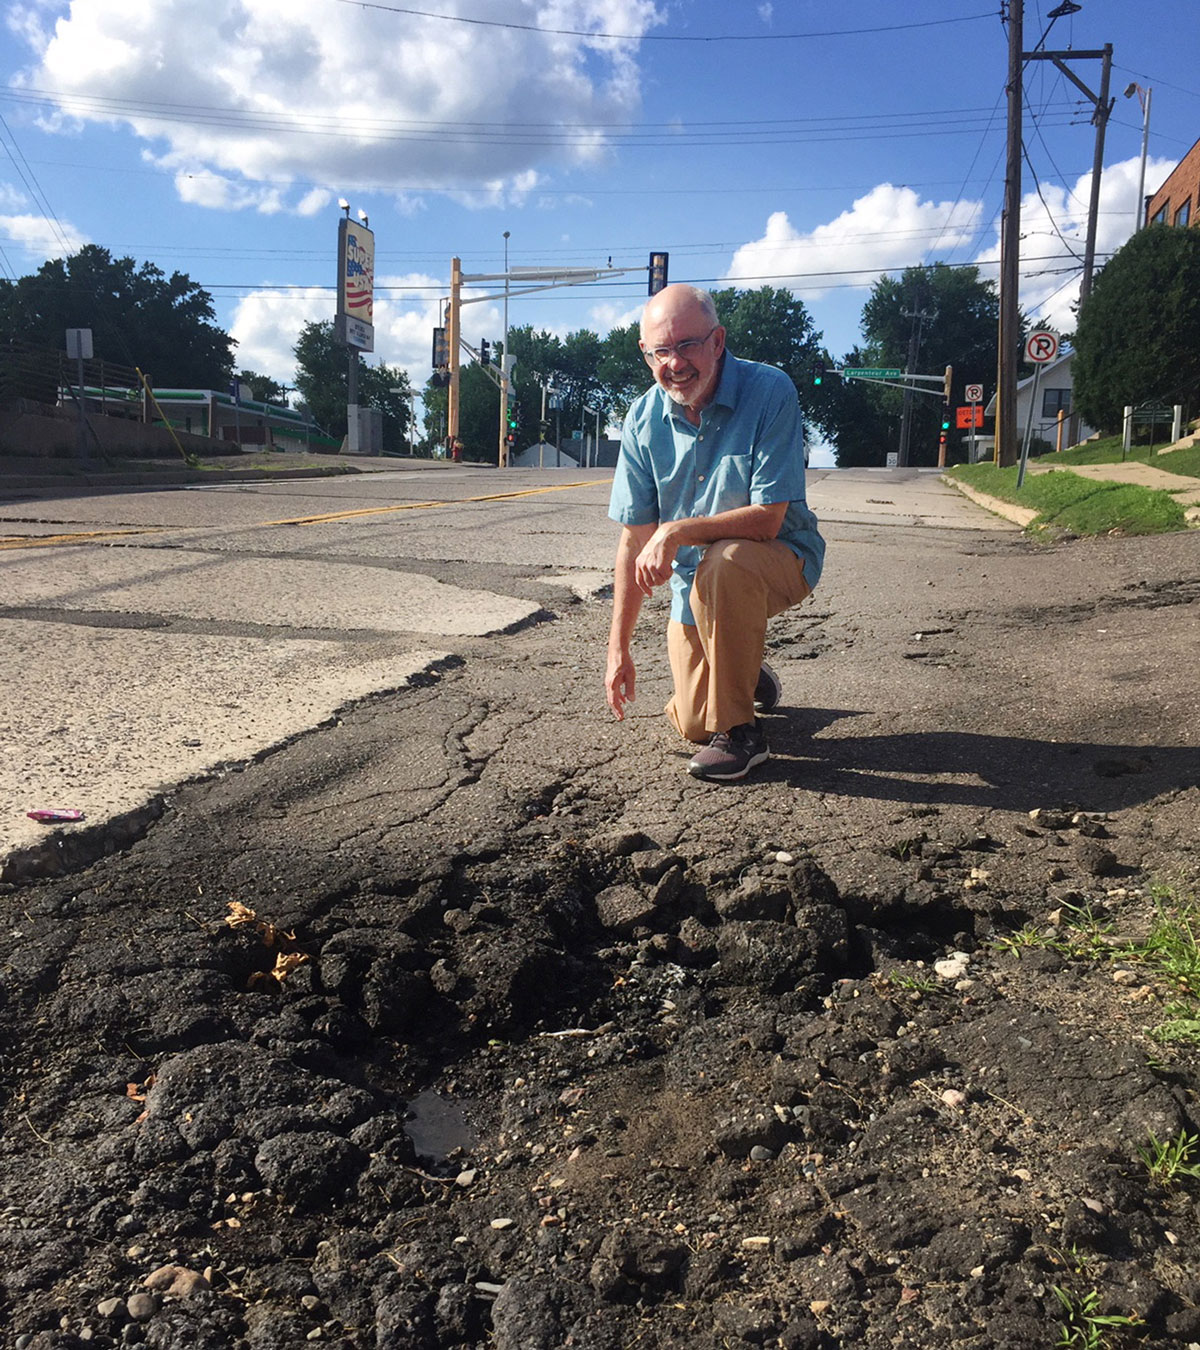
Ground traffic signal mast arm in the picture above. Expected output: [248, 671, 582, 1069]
[834, 369, 952, 397]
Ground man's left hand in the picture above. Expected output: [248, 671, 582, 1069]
[634, 524, 678, 594]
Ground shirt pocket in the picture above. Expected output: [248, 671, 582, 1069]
[707, 453, 752, 514]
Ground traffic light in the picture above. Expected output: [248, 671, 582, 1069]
[941, 414, 951, 432]
[479, 339, 490, 366]
[813, 369, 824, 386]
[648, 251, 669, 296]
[943, 364, 953, 403]
[507, 403, 519, 431]
[431, 326, 449, 369]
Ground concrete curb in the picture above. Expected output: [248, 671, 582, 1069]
[939, 475, 1038, 528]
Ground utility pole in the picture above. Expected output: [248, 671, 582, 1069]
[897, 306, 933, 468]
[1023, 36, 1112, 445]
[996, 0, 1023, 468]
[447, 257, 462, 454]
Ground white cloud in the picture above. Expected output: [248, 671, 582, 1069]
[972, 154, 1178, 333]
[229, 274, 502, 390]
[0, 211, 88, 261]
[725, 185, 984, 297]
[12, 0, 666, 213]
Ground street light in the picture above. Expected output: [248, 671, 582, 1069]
[339, 198, 350, 216]
[358, 208, 369, 227]
[1124, 82, 1152, 234]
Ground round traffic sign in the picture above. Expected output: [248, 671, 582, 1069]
[1025, 330, 1058, 364]
[965, 383, 983, 403]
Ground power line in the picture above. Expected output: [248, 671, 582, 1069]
[331, 1, 998, 43]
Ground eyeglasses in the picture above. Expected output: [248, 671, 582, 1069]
[642, 326, 718, 365]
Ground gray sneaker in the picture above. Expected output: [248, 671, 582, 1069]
[687, 721, 769, 781]
[754, 661, 782, 713]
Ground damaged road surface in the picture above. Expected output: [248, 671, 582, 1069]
[2, 467, 1200, 1349]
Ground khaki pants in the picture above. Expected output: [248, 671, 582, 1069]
[665, 539, 811, 742]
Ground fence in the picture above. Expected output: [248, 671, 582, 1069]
[0, 339, 143, 417]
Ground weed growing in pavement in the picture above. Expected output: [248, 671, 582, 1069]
[884, 973, 943, 996]
[999, 886, 1200, 1044]
[1043, 1243, 1096, 1276]
[1137, 1129, 1200, 1187]
[1149, 1002, 1200, 1046]
[994, 923, 1057, 956]
[1052, 1286, 1142, 1349]
[1058, 901, 1119, 957]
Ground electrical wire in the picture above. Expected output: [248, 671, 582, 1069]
[331, 1, 999, 44]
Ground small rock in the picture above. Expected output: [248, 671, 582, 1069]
[934, 952, 970, 981]
[749, 1145, 775, 1162]
[143, 1264, 210, 1297]
[490, 1217, 515, 1230]
[809, 1300, 831, 1315]
[775, 851, 794, 864]
[126, 1293, 158, 1320]
[741, 1236, 771, 1250]
[1012, 1168, 1033, 1183]
[1075, 839, 1119, 877]
[940, 1089, 967, 1109]
[1112, 969, 1138, 985]
[456, 1168, 477, 1187]
[97, 1298, 127, 1319]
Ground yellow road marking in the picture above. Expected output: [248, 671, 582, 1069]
[0, 479, 609, 551]
[0, 527, 161, 551]
[261, 479, 610, 527]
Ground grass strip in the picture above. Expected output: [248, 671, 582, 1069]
[947, 463, 1187, 536]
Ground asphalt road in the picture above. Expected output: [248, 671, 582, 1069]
[6, 460, 1194, 878]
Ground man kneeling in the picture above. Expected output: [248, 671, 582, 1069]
[605, 284, 825, 782]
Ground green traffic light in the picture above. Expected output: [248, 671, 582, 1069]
[813, 373, 823, 386]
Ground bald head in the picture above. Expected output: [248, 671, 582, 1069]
[641, 284, 718, 341]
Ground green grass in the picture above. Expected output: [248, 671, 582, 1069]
[1052, 1286, 1142, 1349]
[948, 462, 1188, 536]
[1034, 432, 1200, 478]
[1138, 1129, 1200, 1187]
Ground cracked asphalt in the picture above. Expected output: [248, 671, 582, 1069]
[2, 459, 1195, 879]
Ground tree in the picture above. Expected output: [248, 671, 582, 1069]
[0, 245, 234, 388]
[293, 320, 412, 452]
[828, 264, 1001, 467]
[236, 369, 288, 405]
[597, 322, 648, 421]
[1073, 224, 1200, 432]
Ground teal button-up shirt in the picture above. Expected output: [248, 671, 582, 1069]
[608, 352, 825, 624]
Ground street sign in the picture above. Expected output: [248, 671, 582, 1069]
[1025, 331, 1058, 364]
[965, 383, 983, 403]
[844, 367, 903, 378]
[956, 405, 984, 429]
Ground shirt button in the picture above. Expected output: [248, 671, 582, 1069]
[698, 474, 705, 482]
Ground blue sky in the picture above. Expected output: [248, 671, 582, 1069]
[1, 0, 1196, 447]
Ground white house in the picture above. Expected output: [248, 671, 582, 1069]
[982, 350, 1096, 457]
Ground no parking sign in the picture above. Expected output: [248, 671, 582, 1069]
[1025, 331, 1058, 364]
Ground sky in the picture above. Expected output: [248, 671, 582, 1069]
[1, 0, 1196, 458]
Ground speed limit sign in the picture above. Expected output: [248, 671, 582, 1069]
[965, 383, 983, 403]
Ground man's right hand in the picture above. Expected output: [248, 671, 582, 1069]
[606, 648, 636, 720]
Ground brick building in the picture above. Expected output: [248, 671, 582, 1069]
[1145, 133, 1200, 229]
